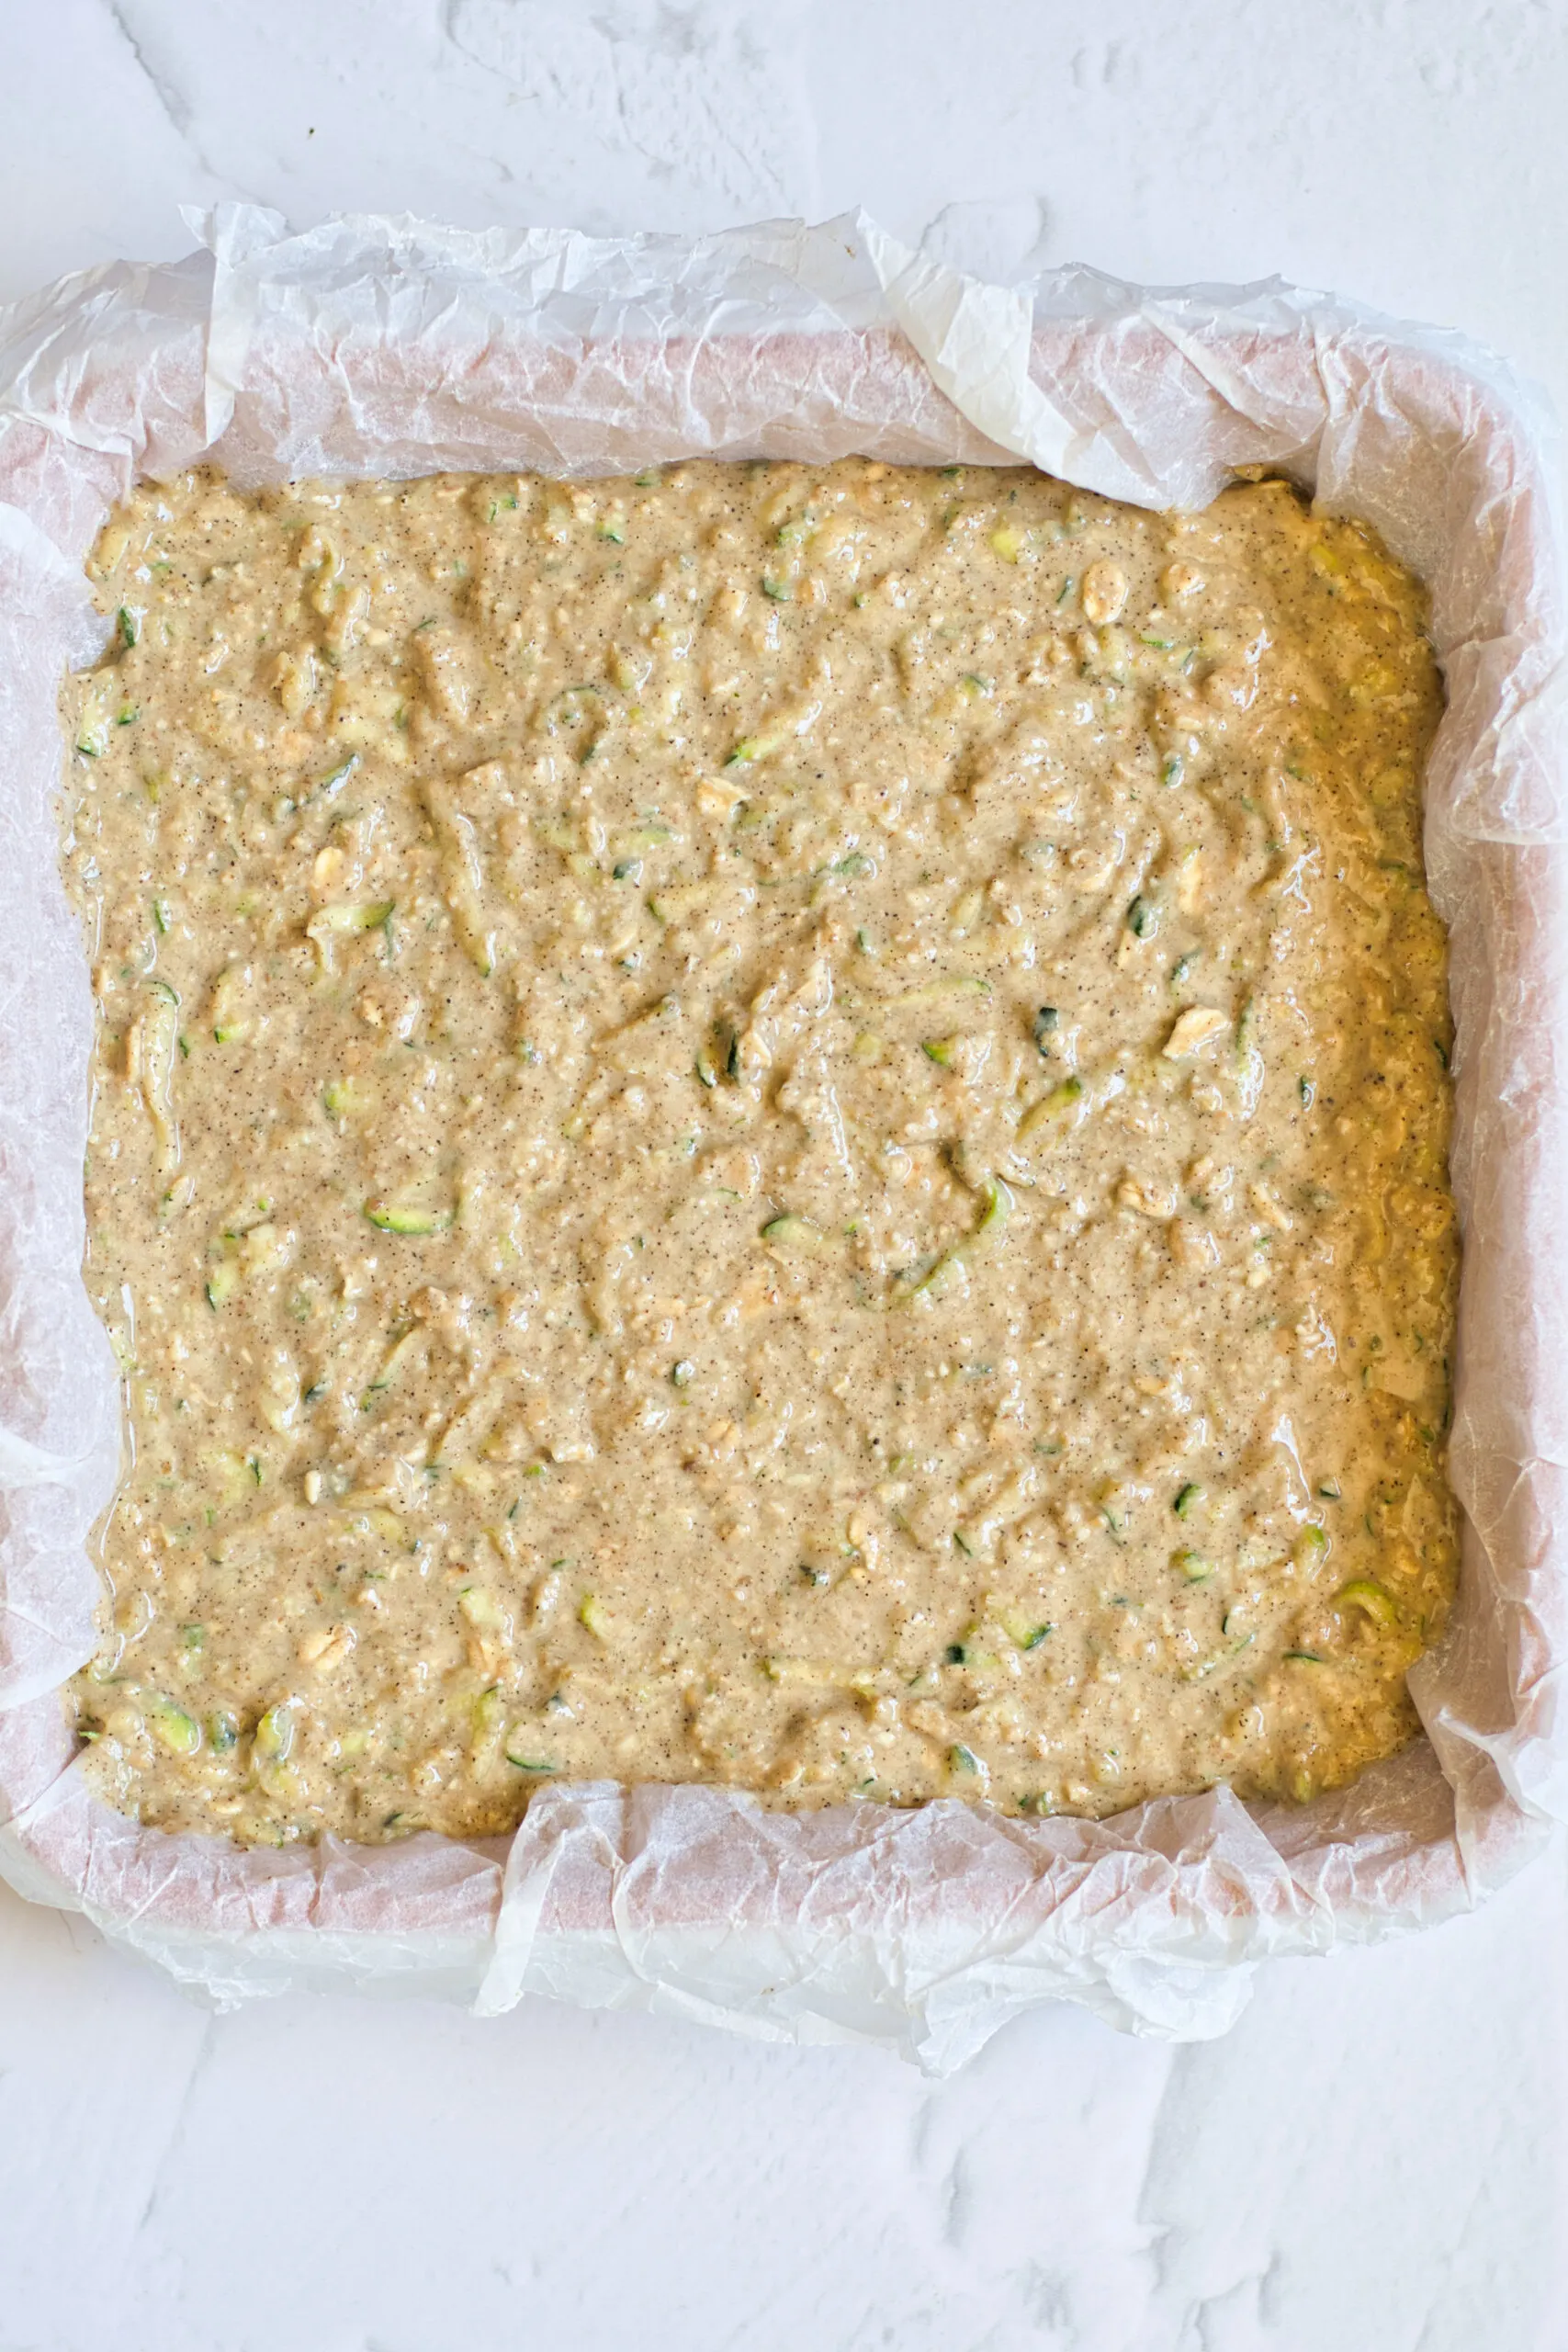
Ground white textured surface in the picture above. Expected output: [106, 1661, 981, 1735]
[2, 5, 1566, 2345]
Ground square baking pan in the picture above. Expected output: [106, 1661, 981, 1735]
[0, 209, 1561, 2065]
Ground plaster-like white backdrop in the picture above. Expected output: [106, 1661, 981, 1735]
[1, 6, 1565, 2347]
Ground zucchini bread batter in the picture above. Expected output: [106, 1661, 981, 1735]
[59, 458, 1459, 1845]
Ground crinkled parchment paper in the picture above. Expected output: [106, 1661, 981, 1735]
[0, 206, 1562, 2069]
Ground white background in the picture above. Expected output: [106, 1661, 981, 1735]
[2, 5, 1566, 2346]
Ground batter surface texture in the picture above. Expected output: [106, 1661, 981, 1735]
[60, 458, 1458, 1845]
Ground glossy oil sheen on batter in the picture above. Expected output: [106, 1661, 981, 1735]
[59, 458, 1459, 1847]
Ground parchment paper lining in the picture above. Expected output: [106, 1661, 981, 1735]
[0, 208, 1560, 2068]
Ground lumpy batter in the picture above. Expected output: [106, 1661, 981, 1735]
[59, 458, 1459, 1845]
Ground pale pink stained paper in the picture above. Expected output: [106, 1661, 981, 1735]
[0, 209, 1561, 2068]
